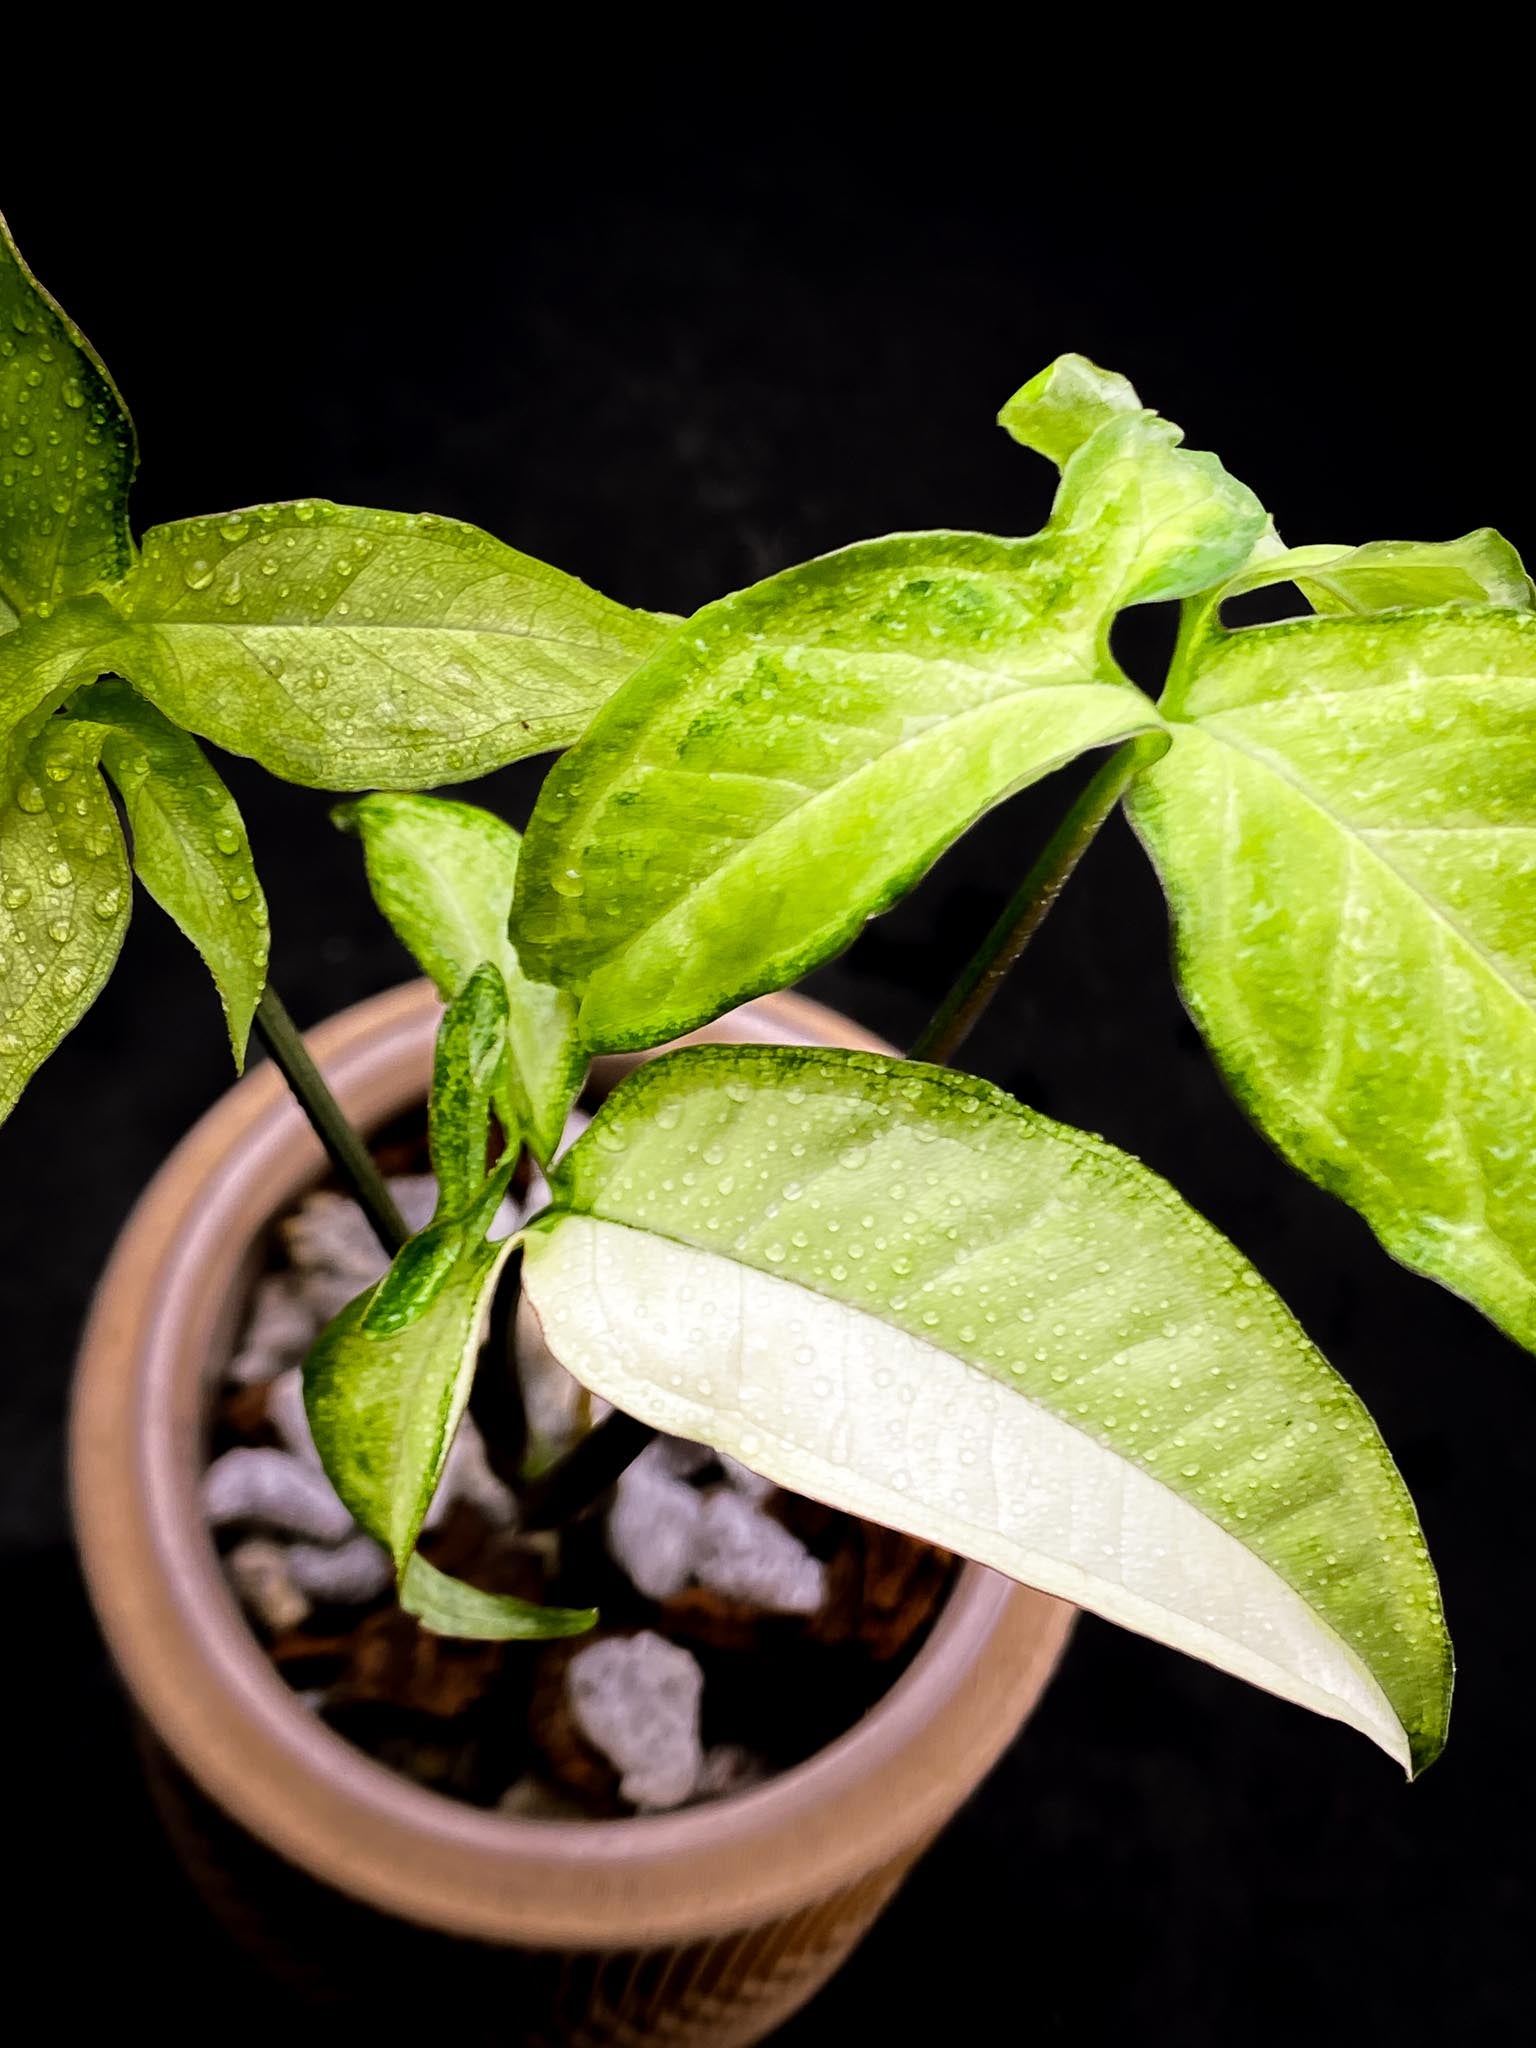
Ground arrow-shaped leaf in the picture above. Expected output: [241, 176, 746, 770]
[520, 1046, 1450, 1774]
[106, 502, 670, 790]
[1132, 604, 1536, 1353]
[513, 361, 1263, 1053]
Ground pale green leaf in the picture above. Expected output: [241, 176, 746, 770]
[107, 502, 670, 789]
[0, 213, 136, 615]
[1299, 531, 1532, 617]
[521, 1047, 1450, 1774]
[0, 597, 130, 757]
[1050, 415, 1268, 607]
[305, 976, 518, 1569]
[0, 718, 129, 1121]
[1207, 532, 1533, 622]
[513, 380, 1266, 1053]
[66, 678, 267, 1065]
[400, 1552, 595, 1641]
[336, 792, 583, 1163]
[1132, 606, 1536, 1351]
[997, 353, 1142, 466]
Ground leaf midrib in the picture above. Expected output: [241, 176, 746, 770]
[571, 681, 1152, 998]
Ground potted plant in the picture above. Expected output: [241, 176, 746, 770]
[10, 211, 1523, 2039]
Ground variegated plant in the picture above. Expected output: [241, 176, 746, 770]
[20, 216, 1535, 1779]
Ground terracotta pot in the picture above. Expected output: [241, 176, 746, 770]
[72, 982, 1073, 2046]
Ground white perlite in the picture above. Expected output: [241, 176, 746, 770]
[204, 1447, 357, 1543]
[229, 1275, 318, 1385]
[606, 1441, 705, 1600]
[693, 1489, 825, 1614]
[287, 1532, 395, 1604]
[567, 1631, 704, 1810]
[605, 1437, 826, 1615]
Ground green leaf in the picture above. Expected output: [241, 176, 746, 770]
[1, 597, 129, 756]
[514, 376, 1264, 1054]
[427, 962, 508, 1216]
[1298, 531, 1532, 617]
[0, 718, 130, 1120]
[997, 352, 1143, 466]
[1131, 605, 1536, 1352]
[305, 1172, 516, 1568]
[400, 1552, 596, 1641]
[336, 792, 583, 1162]
[106, 502, 670, 790]
[65, 678, 267, 1065]
[521, 1046, 1450, 1775]
[0, 214, 136, 616]
[305, 977, 519, 1569]
[1206, 533, 1534, 623]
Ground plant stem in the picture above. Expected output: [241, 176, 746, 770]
[908, 740, 1147, 1068]
[254, 985, 410, 1258]
[518, 1409, 659, 1531]
[516, 741, 1148, 1525]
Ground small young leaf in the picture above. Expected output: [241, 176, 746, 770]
[997, 352, 1142, 466]
[1205, 533, 1534, 624]
[1, 597, 130, 746]
[66, 678, 267, 1065]
[514, 373, 1263, 1054]
[400, 1552, 596, 1641]
[1133, 605, 1536, 1352]
[427, 963, 509, 1216]
[109, 502, 670, 789]
[1298, 531, 1533, 617]
[0, 718, 130, 1121]
[336, 793, 583, 1163]
[521, 1046, 1450, 1775]
[0, 214, 136, 616]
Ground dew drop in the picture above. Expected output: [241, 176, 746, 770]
[182, 558, 216, 591]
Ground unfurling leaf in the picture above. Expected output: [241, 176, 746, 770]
[305, 974, 516, 1570]
[400, 1552, 595, 1641]
[0, 718, 129, 1121]
[0, 213, 136, 616]
[109, 502, 670, 789]
[337, 793, 583, 1163]
[1131, 604, 1536, 1354]
[997, 353, 1142, 466]
[521, 1047, 1450, 1774]
[67, 678, 267, 1064]
[1297, 531, 1532, 617]
[427, 962, 509, 1215]
[1206, 532, 1534, 624]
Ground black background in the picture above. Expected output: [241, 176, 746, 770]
[4, 120, 1531, 2041]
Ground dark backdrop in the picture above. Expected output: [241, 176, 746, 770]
[4, 134, 1530, 2041]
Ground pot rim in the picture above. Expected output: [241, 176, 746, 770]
[71, 980, 1073, 1949]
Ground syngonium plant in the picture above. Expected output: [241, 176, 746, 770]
[16, 217, 1536, 1782]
